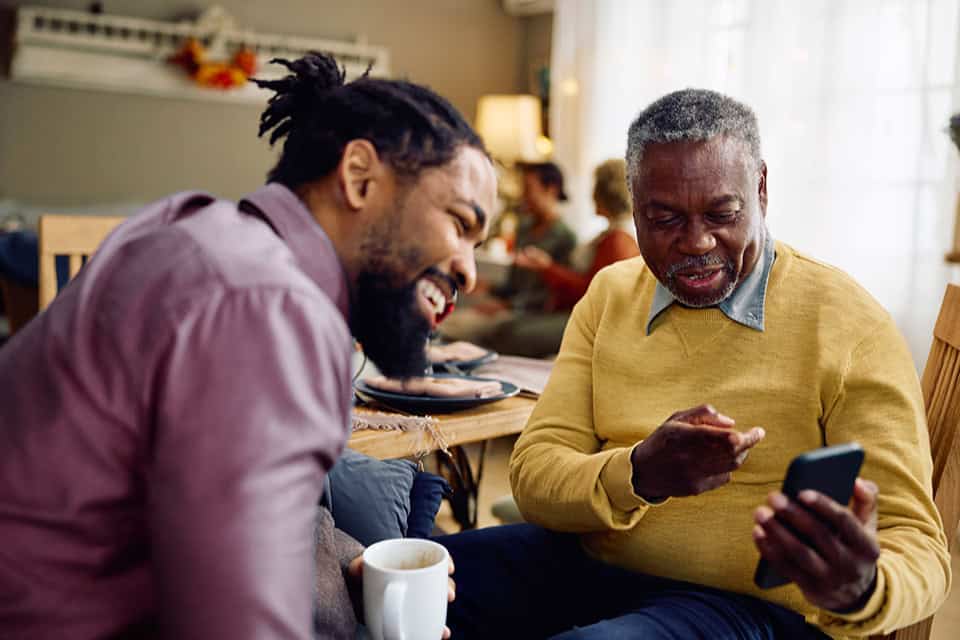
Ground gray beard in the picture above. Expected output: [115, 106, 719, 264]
[663, 255, 737, 308]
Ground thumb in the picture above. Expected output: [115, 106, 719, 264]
[851, 478, 878, 529]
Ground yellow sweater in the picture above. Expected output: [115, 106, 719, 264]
[510, 241, 951, 638]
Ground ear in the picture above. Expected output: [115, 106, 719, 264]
[338, 139, 383, 211]
[757, 160, 768, 218]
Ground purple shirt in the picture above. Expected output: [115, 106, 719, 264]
[0, 184, 354, 638]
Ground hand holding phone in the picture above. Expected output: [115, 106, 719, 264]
[752, 442, 881, 612]
[754, 443, 865, 589]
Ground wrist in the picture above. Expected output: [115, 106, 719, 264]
[630, 443, 664, 502]
[829, 567, 878, 614]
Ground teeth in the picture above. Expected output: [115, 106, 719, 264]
[418, 279, 447, 315]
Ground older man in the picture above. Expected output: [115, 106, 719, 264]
[437, 89, 949, 639]
[0, 52, 495, 639]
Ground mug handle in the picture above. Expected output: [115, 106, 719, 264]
[383, 581, 407, 640]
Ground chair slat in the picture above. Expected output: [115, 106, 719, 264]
[37, 214, 125, 310]
[67, 254, 83, 279]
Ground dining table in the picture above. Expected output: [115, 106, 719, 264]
[347, 394, 537, 460]
[347, 353, 551, 529]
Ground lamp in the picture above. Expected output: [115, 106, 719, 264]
[475, 94, 545, 164]
[475, 95, 552, 255]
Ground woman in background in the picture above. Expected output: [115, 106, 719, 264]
[493, 158, 640, 357]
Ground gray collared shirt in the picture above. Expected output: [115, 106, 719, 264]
[646, 231, 775, 334]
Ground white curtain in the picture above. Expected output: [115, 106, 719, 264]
[551, 0, 960, 368]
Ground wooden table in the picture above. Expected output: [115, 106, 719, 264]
[348, 395, 536, 460]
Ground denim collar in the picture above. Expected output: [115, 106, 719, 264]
[646, 230, 775, 335]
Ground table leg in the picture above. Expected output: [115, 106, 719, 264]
[436, 440, 489, 530]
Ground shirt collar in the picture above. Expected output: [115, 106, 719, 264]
[646, 230, 775, 334]
[240, 183, 350, 320]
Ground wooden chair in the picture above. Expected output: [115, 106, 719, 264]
[878, 283, 960, 639]
[38, 214, 125, 310]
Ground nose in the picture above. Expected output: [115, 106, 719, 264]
[451, 242, 477, 294]
[678, 218, 716, 255]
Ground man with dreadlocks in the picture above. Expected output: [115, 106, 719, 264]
[0, 52, 495, 638]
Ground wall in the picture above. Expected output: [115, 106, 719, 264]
[519, 11, 552, 95]
[0, 1, 526, 205]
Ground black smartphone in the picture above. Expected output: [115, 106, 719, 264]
[753, 442, 865, 589]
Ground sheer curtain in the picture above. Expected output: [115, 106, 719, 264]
[551, 0, 960, 367]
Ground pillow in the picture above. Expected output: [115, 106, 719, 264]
[327, 449, 417, 546]
[406, 471, 451, 539]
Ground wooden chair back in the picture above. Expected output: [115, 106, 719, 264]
[38, 214, 124, 310]
[879, 283, 960, 639]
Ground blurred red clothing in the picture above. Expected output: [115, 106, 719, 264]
[541, 228, 640, 310]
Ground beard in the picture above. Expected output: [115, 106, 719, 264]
[347, 184, 437, 378]
[349, 270, 431, 380]
[663, 254, 737, 308]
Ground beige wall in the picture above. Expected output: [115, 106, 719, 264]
[0, 1, 529, 205]
[520, 12, 552, 95]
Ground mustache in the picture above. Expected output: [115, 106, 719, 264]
[665, 255, 732, 279]
[423, 267, 459, 305]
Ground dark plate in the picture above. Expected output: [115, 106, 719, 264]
[355, 374, 519, 414]
[430, 348, 498, 373]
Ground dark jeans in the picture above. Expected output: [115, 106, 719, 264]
[434, 524, 829, 640]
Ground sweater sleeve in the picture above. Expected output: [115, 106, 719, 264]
[509, 278, 657, 532]
[807, 317, 951, 636]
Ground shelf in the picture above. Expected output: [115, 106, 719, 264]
[7, 5, 391, 105]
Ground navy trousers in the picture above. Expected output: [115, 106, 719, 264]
[434, 524, 829, 640]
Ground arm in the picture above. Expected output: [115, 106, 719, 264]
[149, 288, 352, 639]
[509, 277, 764, 532]
[509, 281, 655, 532]
[762, 318, 951, 635]
[541, 231, 640, 309]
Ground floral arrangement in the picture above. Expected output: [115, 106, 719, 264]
[168, 38, 257, 89]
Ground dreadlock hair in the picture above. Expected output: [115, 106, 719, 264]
[253, 52, 487, 188]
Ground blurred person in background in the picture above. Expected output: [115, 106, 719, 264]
[440, 161, 576, 348]
[492, 158, 640, 357]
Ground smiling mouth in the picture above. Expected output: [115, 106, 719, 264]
[674, 268, 725, 290]
[416, 276, 457, 328]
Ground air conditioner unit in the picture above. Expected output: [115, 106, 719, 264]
[502, 0, 554, 17]
[8, 5, 390, 105]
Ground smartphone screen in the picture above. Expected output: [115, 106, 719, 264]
[754, 442, 865, 589]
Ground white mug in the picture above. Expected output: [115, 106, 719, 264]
[362, 538, 449, 640]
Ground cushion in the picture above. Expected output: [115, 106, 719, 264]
[327, 449, 417, 546]
[406, 471, 451, 538]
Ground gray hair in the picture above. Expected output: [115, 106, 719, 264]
[625, 89, 762, 187]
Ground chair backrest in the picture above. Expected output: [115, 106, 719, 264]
[878, 283, 960, 640]
[38, 214, 125, 310]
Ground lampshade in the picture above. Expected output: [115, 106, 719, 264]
[475, 94, 544, 164]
